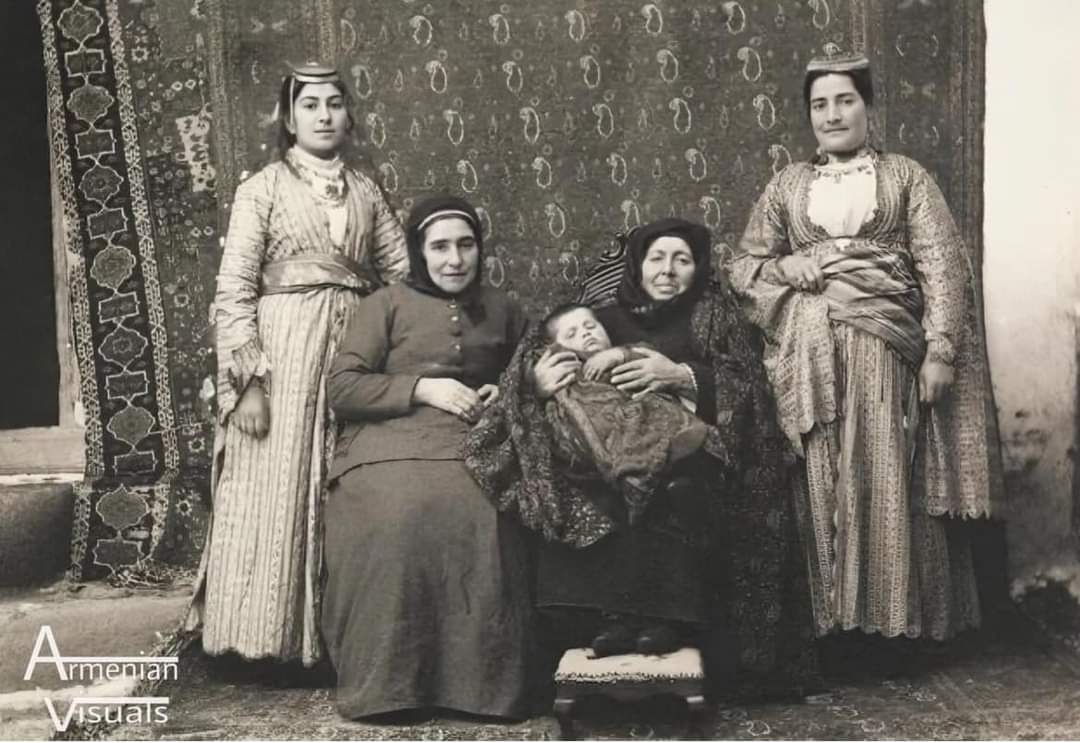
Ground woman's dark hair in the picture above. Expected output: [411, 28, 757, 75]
[274, 76, 356, 153]
[803, 67, 874, 119]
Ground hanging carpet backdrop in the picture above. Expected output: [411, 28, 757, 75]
[39, 0, 216, 580]
[38, 0, 994, 580]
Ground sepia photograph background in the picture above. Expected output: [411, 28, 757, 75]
[0, 0, 1078, 739]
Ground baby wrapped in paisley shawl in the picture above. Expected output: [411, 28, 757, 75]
[540, 302, 708, 523]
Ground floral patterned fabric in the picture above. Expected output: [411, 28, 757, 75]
[546, 365, 707, 525]
[728, 151, 1000, 639]
[730, 151, 1003, 520]
[464, 278, 818, 681]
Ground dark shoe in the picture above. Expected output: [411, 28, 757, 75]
[591, 624, 636, 658]
[636, 624, 682, 655]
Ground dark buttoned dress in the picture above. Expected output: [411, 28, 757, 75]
[321, 282, 531, 719]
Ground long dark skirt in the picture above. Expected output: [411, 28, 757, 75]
[537, 526, 707, 624]
[536, 452, 717, 624]
[321, 460, 532, 719]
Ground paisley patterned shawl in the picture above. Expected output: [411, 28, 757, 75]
[729, 153, 1005, 518]
[819, 244, 926, 366]
[733, 238, 928, 455]
[545, 370, 707, 527]
[464, 278, 819, 679]
[462, 319, 619, 549]
[463, 279, 792, 543]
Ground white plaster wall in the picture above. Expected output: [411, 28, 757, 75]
[984, 0, 1080, 594]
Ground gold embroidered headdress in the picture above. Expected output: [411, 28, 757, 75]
[805, 46, 870, 74]
[275, 62, 342, 128]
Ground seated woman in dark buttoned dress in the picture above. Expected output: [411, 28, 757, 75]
[320, 195, 531, 720]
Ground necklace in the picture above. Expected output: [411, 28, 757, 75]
[287, 147, 347, 207]
[814, 147, 875, 183]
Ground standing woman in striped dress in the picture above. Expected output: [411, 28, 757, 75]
[730, 51, 1002, 643]
[186, 64, 409, 666]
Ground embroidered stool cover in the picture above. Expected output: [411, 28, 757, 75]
[552, 647, 707, 739]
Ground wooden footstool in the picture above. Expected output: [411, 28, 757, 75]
[552, 647, 707, 740]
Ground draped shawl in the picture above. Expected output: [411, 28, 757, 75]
[463, 278, 817, 677]
[729, 153, 1005, 519]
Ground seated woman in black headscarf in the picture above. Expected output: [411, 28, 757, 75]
[322, 195, 532, 720]
[466, 218, 816, 687]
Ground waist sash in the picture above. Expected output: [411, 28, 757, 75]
[755, 239, 927, 454]
[261, 253, 377, 295]
[818, 240, 926, 366]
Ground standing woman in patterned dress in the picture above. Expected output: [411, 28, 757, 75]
[729, 51, 1003, 643]
[185, 64, 409, 665]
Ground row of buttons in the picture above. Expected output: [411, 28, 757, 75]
[449, 301, 462, 351]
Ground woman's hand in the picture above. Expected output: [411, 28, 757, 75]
[413, 378, 483, 423]
[581, 348, 626, 381]
[777, 255, 825, 293]
[477, 383, 500, 407]
[610, 347, 689, 399]
[232, 382, 270, 438]
[919, 359, 954, 405]
[532, 347, 581, 399]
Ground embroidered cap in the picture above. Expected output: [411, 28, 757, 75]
[806, 46, 870, 74]
[287, 62, 341, 85]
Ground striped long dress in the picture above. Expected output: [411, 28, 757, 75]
[186, 153, 407, 665]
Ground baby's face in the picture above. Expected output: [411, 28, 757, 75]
[551, 307, 612, 356]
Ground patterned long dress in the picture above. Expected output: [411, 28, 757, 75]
[729, 151, 1004, 640]
[186, 147, 408, 665]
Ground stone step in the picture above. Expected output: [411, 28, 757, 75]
[0, 482, 74, 588]
[0, 582, 190, 739]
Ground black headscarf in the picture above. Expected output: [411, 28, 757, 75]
[404, 194, 485, 314]
[615, 217, 712, 328]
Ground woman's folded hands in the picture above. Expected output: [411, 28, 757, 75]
[610, 347, 692, 400]
[413, 377, 484, 423]
[413, 378, 502, 422]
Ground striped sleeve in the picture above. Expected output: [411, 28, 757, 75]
[361, 175, 409, 284]
[214, 169, 274, 417]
